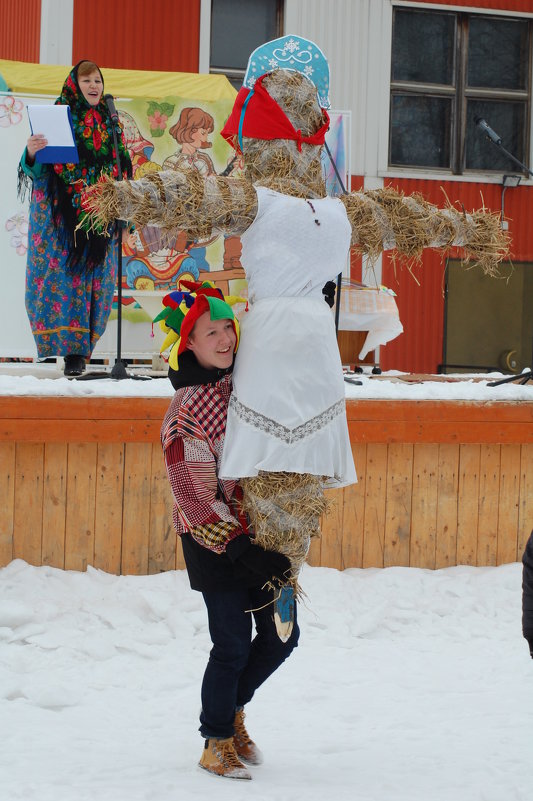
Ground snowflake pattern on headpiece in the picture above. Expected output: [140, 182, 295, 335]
[243, 35, 330, 109]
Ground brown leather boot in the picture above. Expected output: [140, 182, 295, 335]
[233, 708, 263, 765]
[198, 736, 252, 780]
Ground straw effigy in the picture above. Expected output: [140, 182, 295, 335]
[80, 69, 510, 593]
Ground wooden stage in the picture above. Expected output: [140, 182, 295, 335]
[1, 392, 532, 575]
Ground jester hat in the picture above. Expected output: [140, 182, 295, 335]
[153, 279, 245, 371]
[220, 35, 330, 153]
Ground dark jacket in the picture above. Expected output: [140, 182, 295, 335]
[522, 530, 533, 658]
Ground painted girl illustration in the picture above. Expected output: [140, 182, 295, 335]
[162, 107, 216, 176]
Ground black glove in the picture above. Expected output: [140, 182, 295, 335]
[322, 280, 336, 308]
[226, 535, 291, 584]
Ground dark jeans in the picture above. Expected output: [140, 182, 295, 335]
[199, 584, 299, 739]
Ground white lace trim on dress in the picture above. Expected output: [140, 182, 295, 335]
[228, 395, 345, 444]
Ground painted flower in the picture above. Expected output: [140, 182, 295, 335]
[53, 301, 62, 313]
[5, 212, 29, 255]
[5, 212, 27, 232]
[93, 129, 102, 150]
[148, 110, 168, 131]
[34, 189, 45, 202]
[10, 233, 28, 255]
[0, 96, 24, 128]
[32, 233, 42, 246]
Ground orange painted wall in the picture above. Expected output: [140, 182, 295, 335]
[415, 0, 533, 11]
[349, 175, 365, 281]
[0, 0, 41, 62]
[72, 0, 201, 72]
[378, 178, 532, 373]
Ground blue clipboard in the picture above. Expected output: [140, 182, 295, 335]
[27, 104, 79, 164]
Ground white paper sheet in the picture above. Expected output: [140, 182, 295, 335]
[27, 104, 75, 147]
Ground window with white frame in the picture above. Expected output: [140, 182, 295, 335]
[389, 7, 531, 173]
[210, 0, 283, 90]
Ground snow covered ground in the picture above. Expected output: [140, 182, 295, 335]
[0, 558, 530, 801]
[1, 363, 533, 401]
[1, 368, 531, 799]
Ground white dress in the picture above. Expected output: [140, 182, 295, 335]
[219, 186, 357, 488]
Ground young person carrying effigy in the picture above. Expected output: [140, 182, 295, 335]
[157, 280, 297, 780]
[82, 36, 509, 638]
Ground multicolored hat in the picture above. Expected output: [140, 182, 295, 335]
[243, 35, 330, 109]
[153, 279, 245, 371]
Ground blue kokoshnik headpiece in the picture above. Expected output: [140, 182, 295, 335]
[242, 35, 330, 109]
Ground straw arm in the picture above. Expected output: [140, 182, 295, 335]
[339, 188, 510, 276]
[82, 170, 258, 241]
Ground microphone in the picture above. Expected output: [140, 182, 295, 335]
[474, 116, 502, 145]
[104, 93, 119, 124]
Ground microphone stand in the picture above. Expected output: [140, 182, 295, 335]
[475, 126, 533, 388]
[323, 140, 344, 335]
[78, 103, 150, 382]
[480, 137, 533, 178]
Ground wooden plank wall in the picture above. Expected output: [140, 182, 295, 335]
[1, 396, 532, 574]
[307, 440, 533, 570]
[0, 440, 183, 574]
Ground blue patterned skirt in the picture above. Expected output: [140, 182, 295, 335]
[25, 176, 118, 359]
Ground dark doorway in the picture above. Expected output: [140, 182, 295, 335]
[442, 259, 533, 373]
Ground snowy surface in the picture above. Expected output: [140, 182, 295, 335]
[1, 363, 533, 401]
[0, 558, 530, 801]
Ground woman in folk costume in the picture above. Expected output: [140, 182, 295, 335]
[18, 60, 133, 376]
[82, 37, 508, 621]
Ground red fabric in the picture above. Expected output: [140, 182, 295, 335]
[220, 73, 330, 152]
[161, 375, 251, 553]
[177, 294, 210, 356]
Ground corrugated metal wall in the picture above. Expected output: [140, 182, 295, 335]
[285, 0, 382, 176]
[0, 0, 41, 62]
[379, 178, 533, 373]
[72, 0, 201, 72]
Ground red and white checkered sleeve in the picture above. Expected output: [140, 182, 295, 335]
[163, 436, 243, 554]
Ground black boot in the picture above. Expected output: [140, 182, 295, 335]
[63, 355, 86, 376]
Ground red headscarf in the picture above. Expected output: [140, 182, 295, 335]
[220, 73, 330, 152]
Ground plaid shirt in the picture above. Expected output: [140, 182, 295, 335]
[161, 373, 250, 554]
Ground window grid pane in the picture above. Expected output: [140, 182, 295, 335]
[392, 9, 456, 86]
[210, 0, 280, 72]
[390, 94, 452, 169]
[468, 17, 529, 90]
[465, 99, 526, 171]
